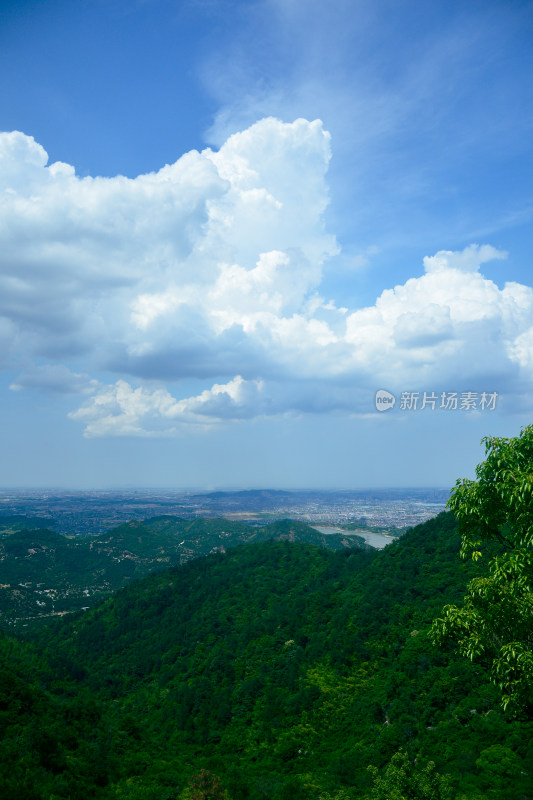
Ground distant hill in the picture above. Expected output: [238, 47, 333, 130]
[193, 488, 294, 499]
[0, 516, 368, 630]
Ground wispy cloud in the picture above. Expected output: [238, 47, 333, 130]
[9, 364, 100, 395]
[200, 0, 533, 255]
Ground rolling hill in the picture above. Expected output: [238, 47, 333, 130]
[0, 516, 368, 630]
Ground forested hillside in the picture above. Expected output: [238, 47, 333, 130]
[0, 512, 531, 799]
[0, 517, 367, 631]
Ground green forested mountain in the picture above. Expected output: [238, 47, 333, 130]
[0, 514, 533, 800]
[0, 512, 531, 799]
[0, 517, 367, 631]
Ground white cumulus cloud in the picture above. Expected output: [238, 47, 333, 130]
[422, 243, 508, 274]
[343, 244, 533, 389]
[69, 376, 267, 437]
[2, 118, 533, 436]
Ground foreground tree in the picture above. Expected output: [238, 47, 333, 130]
[367, 750, 452, 800]
[431, 426, 533, 714]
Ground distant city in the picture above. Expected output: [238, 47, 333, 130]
[0, 488, 450, 536]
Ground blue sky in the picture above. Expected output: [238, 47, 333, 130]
[1, 0, 533, 489]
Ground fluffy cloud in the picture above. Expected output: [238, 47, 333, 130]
[344, 245, 533, 387]
[69, 376, 267, 437]
[422, 244, 508, 274]
[1, 118, 335, 363]
[2, 119, 533, 436]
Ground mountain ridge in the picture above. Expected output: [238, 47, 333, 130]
[0, 516, 369, 631]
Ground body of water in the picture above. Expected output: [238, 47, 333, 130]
[312, 526, 393, 549]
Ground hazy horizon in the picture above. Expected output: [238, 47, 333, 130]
[0, 486, 451, 493]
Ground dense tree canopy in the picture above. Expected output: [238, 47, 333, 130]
[1, 508, 531, 797]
